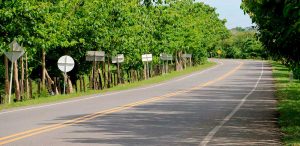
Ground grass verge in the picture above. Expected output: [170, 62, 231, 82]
[271, 61, 300, 146]
[0, 61, 216, 111]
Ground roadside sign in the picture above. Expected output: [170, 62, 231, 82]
[182, 54, 192, 58]
[142, 54, 152, 62]
[4, 51, 24, 62]
[4, 40, 25, 104]
[217, 50, 222, 55]
[57, 55, 75, 94]
[86, 51, 105, 62]
[112, 54, 124, 63]
[160, 53, 173, 61]
[5, 40, 25, 62]
[57, 55, 75, 73]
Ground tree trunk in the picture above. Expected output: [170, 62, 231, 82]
[67, 76, 73, 94]
[20, 56, 24, 99]
[98, 69, 103, 90]
[102, 61, 107, 88]
[166, 60, 169, 73]
[4, 56, 9, 101]
[83, 76, 86, 92]
[93, 61, 96, 90]
[14, 61, 21, 101]
[53, 77, 59, 95]
[37, 79, 41, 95]
[144, 62, 147, 79]
[114, 73, 117, 86]
[80, 76, 83, 92]
[25, 53, 30, 99]
[42, 48, 46, 90]
[117, 62, 121, 84]
[107, 55, 111, 88]
[175, 51, 183, 71]
[29, 79, 33, 99]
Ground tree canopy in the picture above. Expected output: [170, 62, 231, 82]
[241, 0, 300, 77]
[0, 0, 229, 98]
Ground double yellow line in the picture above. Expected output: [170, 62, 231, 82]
[0, 62, 243, 145]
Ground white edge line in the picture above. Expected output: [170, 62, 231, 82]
[199, 62, 264, 146]
[0, 60, 224, 115]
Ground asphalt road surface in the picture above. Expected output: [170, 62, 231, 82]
[0, 59, 282, 146]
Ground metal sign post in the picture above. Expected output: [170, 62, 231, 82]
[142, 54, 152, 79]
[57, 55, 75, 94]
[112, 54, 124, 84]
[4, 40, 25, 104]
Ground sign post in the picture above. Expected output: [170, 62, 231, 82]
[182, 54, 192, 67]
[112, 54, 124, 84]
[142, 54, 152, 79]
[57, 55, 75, 94]
[4, 40, 25, 104]
[160, 53, 173, 74]
[86, 51, 105, 89]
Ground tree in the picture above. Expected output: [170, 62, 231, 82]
[241, 0, 300, 78]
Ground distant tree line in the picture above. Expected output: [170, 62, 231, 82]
[211, 27, 267, 59]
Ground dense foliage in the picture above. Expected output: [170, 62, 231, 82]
[214, 27, 267, 59]
[0, 0, 228, 101]
[241, 0, 300, 78]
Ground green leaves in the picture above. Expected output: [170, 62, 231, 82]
[241, 0, 300, 68]
[0, 0, 228, 79]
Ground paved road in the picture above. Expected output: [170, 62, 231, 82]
[0, 59, 281, 146]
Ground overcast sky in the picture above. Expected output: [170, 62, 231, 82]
[195, 0, 253, 29]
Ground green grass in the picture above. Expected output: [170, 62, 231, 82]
[271, 61, 300, 146]
[0, 62, 216, 111]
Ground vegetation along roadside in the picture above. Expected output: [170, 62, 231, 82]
[271, 61, 300, 146]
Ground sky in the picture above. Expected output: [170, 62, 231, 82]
[196, 0, 253, 29]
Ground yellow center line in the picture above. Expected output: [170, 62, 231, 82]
[0, 62, 243, 145]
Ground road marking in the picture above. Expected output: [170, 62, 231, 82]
[199, 62, 264, 146]
[0, 61, 242, 145]
[173, 99, 276, 102]
[0, 61, 224, 115]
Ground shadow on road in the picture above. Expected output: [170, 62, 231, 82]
[46, 62, 281, 146]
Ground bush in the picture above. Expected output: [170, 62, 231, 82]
[292, 65, 300, 80]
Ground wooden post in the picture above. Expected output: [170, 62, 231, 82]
[41, 48, 46, 90]
[37, 79, 41, 96]
[57, 77, 61, 94]
[89, 75, 92, 89]
[102, 61, 107, 89]
[14, 61, 21, 101]
[98, 71, 103, 90]
[25, 53, 30, 99]
[114, 73, 117, 86]
[20, 56, 24, 99]
[83, 76, 86, 92]
[4, 56, 9, 102]
[29, 79, 33, 99]
[107, 55, 111, 88]
[80, 76, 83, 92]
[117, 62, 121, 84]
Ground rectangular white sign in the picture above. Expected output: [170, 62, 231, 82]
[182, 54, 192, 58]
[112, 54, 124, 63]
[160, 53, 173, 61]
[86, 51, 105, 61]
[142, 54, 152, 62]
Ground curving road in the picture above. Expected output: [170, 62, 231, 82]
[0, 59, 281, 146]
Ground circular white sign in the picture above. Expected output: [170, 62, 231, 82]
[57, 55, 75, 73]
